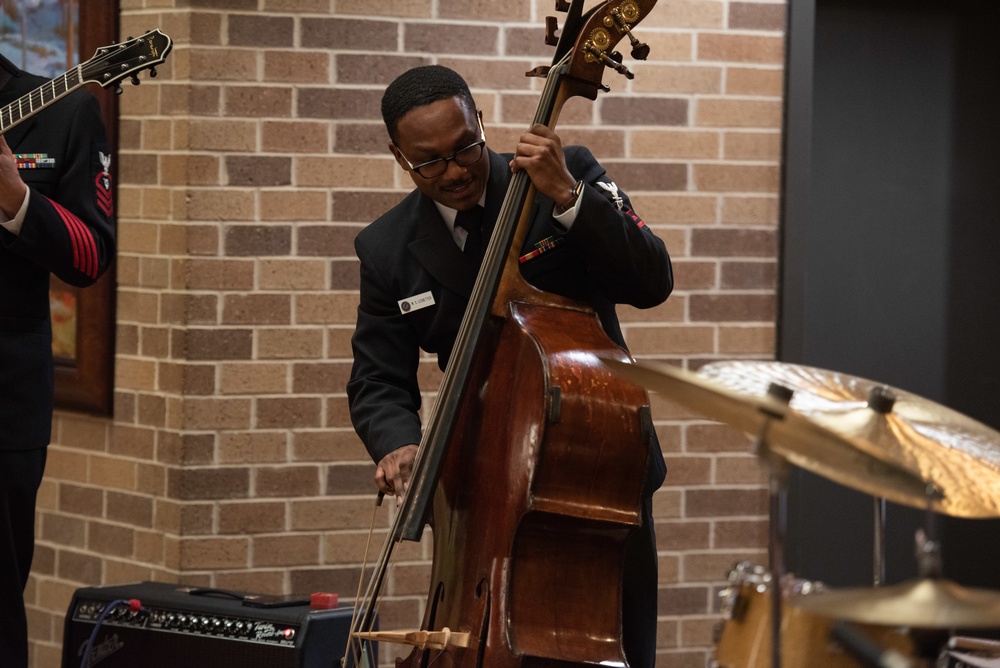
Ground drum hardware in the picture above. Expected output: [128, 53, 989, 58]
[830, 620, 916, 668]
[869, 385, 896, 588]
[875, 495, 888, 586]
[719, 562, 827, 621]
[598, 359, 934, 508]
[944, 636, 1000, 668]
[600, 357, 1000, 667]
[600, 358, 931, 668]
[950, 637, 1000, 654]
[942, 650, 1000, 668]
[699, 363, 962, 588]
[720, 562, 773, 623]
[694, 361, 1000, 663]
[712, 561, 914, 668]
[757, 381, 796, 668]
[696, 360, 1000, 519]
[786, 526, 1000, 659]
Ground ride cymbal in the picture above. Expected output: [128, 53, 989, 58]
[698, 361, 1000, 518]
[600, 358, 932, 510]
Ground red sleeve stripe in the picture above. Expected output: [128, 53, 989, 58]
[47, 197, 98, 279]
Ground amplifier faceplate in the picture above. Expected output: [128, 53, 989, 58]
[62, 581, 357, 668]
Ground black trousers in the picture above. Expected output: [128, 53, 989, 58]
[0, 447, 47, 668]
[622, 497, 658, 668]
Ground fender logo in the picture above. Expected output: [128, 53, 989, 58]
[78, 632, 125, 666]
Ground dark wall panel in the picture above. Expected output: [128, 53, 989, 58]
[779, 0, 1000, 588]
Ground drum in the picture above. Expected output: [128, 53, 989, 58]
[713, 562, 914, 668]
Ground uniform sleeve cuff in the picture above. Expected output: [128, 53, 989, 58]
[552, 184, 584, 230]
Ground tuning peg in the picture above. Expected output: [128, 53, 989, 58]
[555, 0, 569, 11]
[631, 42, 651, 61]
[131, 75, 141, 86]
[620, 28, 651, 61]
[115, 85, 124, 95]
[149, 67, 158, 78]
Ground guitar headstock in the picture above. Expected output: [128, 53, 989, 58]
[81, 29, 173, 90]
[537, 0, 657, 100]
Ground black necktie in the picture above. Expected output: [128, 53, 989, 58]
[455, 205, 485, 259]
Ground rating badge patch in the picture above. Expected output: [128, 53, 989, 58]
[95, 150, 114, 217]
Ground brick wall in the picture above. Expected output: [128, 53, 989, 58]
[27, 1, 783, 666]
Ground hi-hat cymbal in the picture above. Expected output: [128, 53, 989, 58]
[792, 578, 1000, 628]
[600, 358, 933, 509]
[698, 361, 1000, 518]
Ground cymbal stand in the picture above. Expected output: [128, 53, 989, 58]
[910, 515, 948, 661]
[916, 496, 942, 580]
[874, 497, 887, 586]
[866, 385, 897, 588]
[753, 383, 794, 668]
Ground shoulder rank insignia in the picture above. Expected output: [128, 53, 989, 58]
[95, 151, 114, 217]
[597, 180, 624, 210]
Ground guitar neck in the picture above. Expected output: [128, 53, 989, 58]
[0, 65, 85, 135]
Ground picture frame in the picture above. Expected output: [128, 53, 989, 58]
[1, 0, 120, 415]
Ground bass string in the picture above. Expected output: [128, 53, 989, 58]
[344, 46, 575, 663]
[346, 494, 410, 666]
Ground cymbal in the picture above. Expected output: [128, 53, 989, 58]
[792, 577, 1000, 628]
[698, 361, 1000, 518]
[600, 358, 933, 508]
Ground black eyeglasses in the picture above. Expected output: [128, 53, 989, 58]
[397, 119, 487, 179]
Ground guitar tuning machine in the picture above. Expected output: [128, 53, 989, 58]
[131, 75, 141, 86]
[555, 0, 570, 11]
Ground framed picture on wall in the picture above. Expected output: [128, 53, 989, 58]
[0, 0, 119, 415]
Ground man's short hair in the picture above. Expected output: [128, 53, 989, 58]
[381, 65, 476, 144]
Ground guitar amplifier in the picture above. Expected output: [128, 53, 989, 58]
[62, 581, 371, 668]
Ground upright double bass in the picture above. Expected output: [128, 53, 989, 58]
[349, 1, 660, 665]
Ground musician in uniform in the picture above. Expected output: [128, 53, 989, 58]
[0, 54, 116, 667]
[347, 64, 672, 667]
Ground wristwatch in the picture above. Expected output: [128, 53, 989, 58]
[557, 180, 584, 213]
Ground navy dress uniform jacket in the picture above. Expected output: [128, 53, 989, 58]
[348, 145, 672, 491]
[0, 62, 116, 451]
